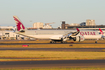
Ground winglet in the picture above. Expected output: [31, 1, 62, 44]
[99, 28, 104, 35]
[13, 16, 25, 32]
[76, 28, 80, 32]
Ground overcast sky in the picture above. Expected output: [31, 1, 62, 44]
[0, 0, 105, 28]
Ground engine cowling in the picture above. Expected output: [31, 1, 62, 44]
[73, 35, 85, 42]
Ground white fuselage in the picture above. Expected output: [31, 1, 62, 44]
[16, 29, 102, 40]
[79, 31, 101, 39]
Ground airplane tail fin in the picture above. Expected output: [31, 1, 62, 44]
[71, 28, 80, 36]
[13, 16, 25, 32]
[99, 28, 104, 35]
[76, 28, 80, 32]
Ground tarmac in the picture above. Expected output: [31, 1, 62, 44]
[0, 40, 105, 68]
[0, 60, 105, 68]
[0, 48, 105, 52]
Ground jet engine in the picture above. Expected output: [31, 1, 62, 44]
[73, 35, 85, 42]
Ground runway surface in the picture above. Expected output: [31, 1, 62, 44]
[0, 43, 105, 45]
[0, 48, 105, 52]
[0, 60, 105, 68]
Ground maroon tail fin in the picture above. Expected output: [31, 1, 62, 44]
[99, 28, 104, 35]
[76, 28, 80, 32]
[13, 16, 25, 32]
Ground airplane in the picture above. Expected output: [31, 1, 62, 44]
[13, 16, 102, 43]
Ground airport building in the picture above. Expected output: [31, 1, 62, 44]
[0, 26, 29, 40]
[0, 26, 16, 30]
[0, 31, 17, 40]
[33, 22, 44, 29]
[70, 23, 80, 26]
[28, 22, 53, 29]
[43, 24, 52, 29]
[61, 19, 105, 30]
[86, 19, 96, 26]
[0, 30, 31, 40]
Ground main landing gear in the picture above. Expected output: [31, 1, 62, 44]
[95, 41, 97, 43]
[50, 40, 67, 43]
[50, 40, 56, 43]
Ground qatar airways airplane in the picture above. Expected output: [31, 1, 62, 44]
[13, 16, 102, 43]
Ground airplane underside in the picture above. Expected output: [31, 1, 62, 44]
[50, 39, 68, 43]
[27, 35, 69, 43]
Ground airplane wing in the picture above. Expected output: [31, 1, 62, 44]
[60, 28, 85, 42]
[71, 28, 80, 36]
[61, 28, 85, 42]
[62, 28, 80, 38]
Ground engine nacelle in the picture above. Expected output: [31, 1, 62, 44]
[73, 35, 85, 42]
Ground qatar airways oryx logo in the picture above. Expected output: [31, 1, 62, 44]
[80, 32, 96, 36]
[15, 21, 19, 25]
[13, 16, 25, 31]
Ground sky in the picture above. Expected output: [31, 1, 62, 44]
[0, 0, 105, 28]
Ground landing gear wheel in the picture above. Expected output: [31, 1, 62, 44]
[95, 41, 97, 43]
[50, 41, 56, 43]
[73, 38, 76, 41]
